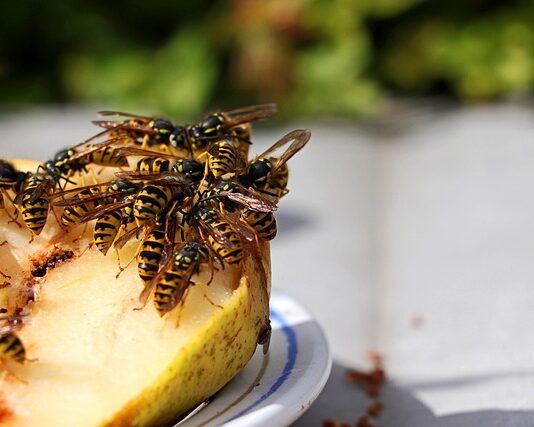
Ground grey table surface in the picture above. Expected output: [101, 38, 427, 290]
[2, 103, 534, 426]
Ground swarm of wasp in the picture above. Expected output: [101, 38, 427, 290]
[0, 104, 310, 363]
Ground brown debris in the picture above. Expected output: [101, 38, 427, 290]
[367, 402, 383, 417]
[326, 351, 386, 427]
[345, 351, 385, 399]
[31, 249, 74, 278]
[410, 315, 424, 329]
[323, 419, 351, 427]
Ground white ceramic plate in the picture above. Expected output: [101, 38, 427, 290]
[174, 291, 332, 427]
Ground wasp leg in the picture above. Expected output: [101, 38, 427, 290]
[76, 240, 94, 259]
[175, 286, 192, 328]
[196, 280, 223, 310]
[87, 166, 99, 185]
[141, 134, 150, 150]
[71, 221, 89, 244]
[115, 238, 144, 279]
[51, 205, 68, 234]
[2, 192, 22, 227]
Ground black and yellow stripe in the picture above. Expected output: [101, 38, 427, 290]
[242, 209, 277, 241]
[137, 227, 166, 283]
[94, 211, 122, 255]
[61, 187, 102, 226]
[88, 145, 128, 167]
[207, 141, 239, 179]
[20, 175, 50, 235]
[173, 158, 204, 182]
[199, 208, 243, 264]
[136, 157, 172, 173]
[231, 123, 251, 159]
[0, 332, 26, 363]
[133, 184, 173, 222]
[153, 242, 209, 316]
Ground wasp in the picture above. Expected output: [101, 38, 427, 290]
[17, 173, 56, 235]
[39, 142, 127, 188]
[240, 209, 277, 241]
[114, 147, 205, 183]
[242, 129, 310, 198]
[0, 160, 28, 223]
[203, 140, 245, 182]
[185, 201, 252, 266]
[113, 156, 198, 225]
[187, 104, 276, 151]
[132, 176, 195, 224]
[91, 113, 178, 151]
[0, 314, 27, 363]
[0, 160, 27, 206]
[53, 179, 141, 254]
[149, 241, 211, 317]
[204, 180, 278, 241]
[60, 186, 103, 226]
[91, 104, 277, 154]
[136, 218, 171, 284]
[131, 198, 185, 285]
[17, 142, 128, 235]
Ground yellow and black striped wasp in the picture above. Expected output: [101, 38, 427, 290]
[138, 240, 214, 318]
[202, 140, 246, 183]
[0, 314, 28, 363]
[240, 128, 311, 199]
[0, 160, 28, 223]
[183, 190, 271, 266]
[110, 154, 200, 226]
[16, 140, 129, 235]
[113, 147, 205, 183]
[91, 103, 277, 154]
[203, 179, 278, 241]
[52, 179, 142, 254]
[109, 197, 184, 285]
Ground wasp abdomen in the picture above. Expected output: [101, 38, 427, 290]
[94, 211, 123, 255]
[0, 332, 26, 363]
[242, 209, 277, 241]
[137, 229, 166, 282]
[133, 185, 173, 222]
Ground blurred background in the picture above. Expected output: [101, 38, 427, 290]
[3, 1, 534, 425]
[3, 0, 534, 119]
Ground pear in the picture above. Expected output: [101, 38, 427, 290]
[0, 160, 271, 426]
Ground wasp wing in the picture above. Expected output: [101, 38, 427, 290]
[24, 177, 55, 204]
[97, 111, 156, 120]
[114, 147, 181, 159]
[114, 171, 191, 183]
[157, 264, 197, 316]
[254, 129, 310, 167]
[77, 199, 134, 223]
[49, 182, 110, 201]
[113, 224, 144, 249]
[217, 190, 277, 212]
[68, 137, 129, 162]
[222, 103, 278, 127]
[138, 238, 180, 307]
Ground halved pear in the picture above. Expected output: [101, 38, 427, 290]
[0, 160, 271, 426]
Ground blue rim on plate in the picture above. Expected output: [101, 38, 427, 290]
[175, 291, 332, 427]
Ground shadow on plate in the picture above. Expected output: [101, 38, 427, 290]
[292, 362, 534, 427]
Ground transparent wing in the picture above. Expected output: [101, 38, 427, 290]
[255, 129, 310, 171]
[222, 103, 278, 127]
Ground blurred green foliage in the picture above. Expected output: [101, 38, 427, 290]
[1, 0, 533, 120]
